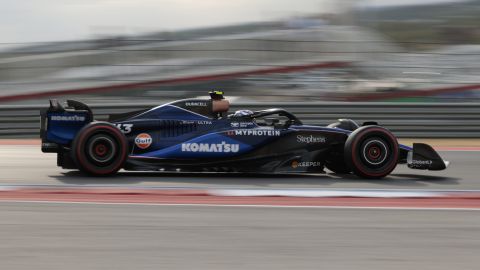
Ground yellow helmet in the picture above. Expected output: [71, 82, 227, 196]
[209, 90, 224, 100]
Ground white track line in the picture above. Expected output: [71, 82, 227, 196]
[1, 185, 480, 193]
[0, 200, 479, 211]
[209, 189, 446, 198]
[0, 186, 478, 198]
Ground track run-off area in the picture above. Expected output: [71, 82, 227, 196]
[1, 139, 480, 269]
[0, 139, 480, 209]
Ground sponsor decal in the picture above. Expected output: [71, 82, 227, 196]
[411, 160, 433, 165]
[185, 101, 207, 107]
[297, 135, 326, 144]
[181, 120, 212, 125]
[135, 133, 152, 149]
[181, 141, 239, 153]
[231, 122, 255, 128]
[291, 161, 322, 168]
[41, 142, 57, 148]
[196, 120, 212, 125]
[291, 161, 299, 168]
[228, 129, 281, 137]
[50, 115, 86, 122]
[115, 123, 133, 134]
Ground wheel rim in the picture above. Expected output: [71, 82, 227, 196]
[360, 138, 389, 166]
[86, 134, 116, 164]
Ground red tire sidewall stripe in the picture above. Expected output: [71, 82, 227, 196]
[75, 125, 127, 175]
[350, 127, 398, 177]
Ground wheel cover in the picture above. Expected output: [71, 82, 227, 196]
[86, 134, 117, 164]
[361, 138, 388, 166]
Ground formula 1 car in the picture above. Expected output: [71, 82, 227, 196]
[40, 91, 449, 178]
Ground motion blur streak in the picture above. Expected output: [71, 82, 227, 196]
[0, 1, 479, 269]
[0, 188, 480, 209]
[1, 1, 479, 104]
[0, 202, 478, 270]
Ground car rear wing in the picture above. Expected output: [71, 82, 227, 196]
[40, 100, 93, 152]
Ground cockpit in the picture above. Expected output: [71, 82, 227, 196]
[210, 91, 230, 118]
[210, 91, 302, 128]
[228, 108, 302, 128]
[169, 91, 302, 128]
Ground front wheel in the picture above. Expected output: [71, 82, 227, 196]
[71, 122, 128, 176]
[344, 126, 399, 179]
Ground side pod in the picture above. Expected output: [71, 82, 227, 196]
[407, 143, 449, 171]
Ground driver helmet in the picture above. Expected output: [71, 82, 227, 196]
[232, 110, 253, 117]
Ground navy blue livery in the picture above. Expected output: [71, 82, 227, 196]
[40, 92, 449, 178]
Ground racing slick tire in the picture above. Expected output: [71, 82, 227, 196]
[71, 122, 128, 176]
[344, 126, 399, 179]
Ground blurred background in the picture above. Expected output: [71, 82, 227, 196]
[1, 0, 479, 105]
[1, 3, 480, 270]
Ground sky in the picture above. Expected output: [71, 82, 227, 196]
[0, 0, 467, 44]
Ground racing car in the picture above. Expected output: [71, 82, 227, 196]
[40, 91, 448, 178]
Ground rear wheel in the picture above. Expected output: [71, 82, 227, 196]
[344, 126, 399, 179]
[71, 122, 128, 176]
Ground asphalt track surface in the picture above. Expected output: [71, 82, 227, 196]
[0, 202, 477, 270]
[1, 145, 479, 270]
[0, 145, 478, 190]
